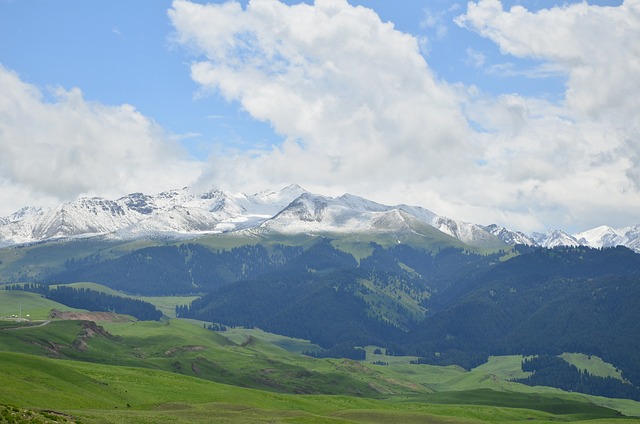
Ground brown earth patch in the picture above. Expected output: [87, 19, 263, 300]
[48, 309, 132, 322]
[73, 321, 116, 351]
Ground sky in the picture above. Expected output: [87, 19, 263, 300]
[0, 0, 638, 234]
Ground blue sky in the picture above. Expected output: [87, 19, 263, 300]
[0, 0, 573, 149]
[0, 0, 637, 233]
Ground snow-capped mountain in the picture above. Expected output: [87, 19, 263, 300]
[0, 184, 638, 253]
[573, 224, 640, 253]
[531, 230, 581, 248]
[254, 192, 507, 248]
[0, 185, 503, 249]
[485, 224, 640, 253]
[0, 185, 307, 245]
[622, 225, 640, 253]
[431, 217, 502, 247]
[260, 193, 392, 233]
[574, 226, 624, 249]
[482, 224, 538, 246]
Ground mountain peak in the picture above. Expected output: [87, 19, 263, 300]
[532, 229, 580, 248]
[483, 224, 538, 246]
[1, 186, 639, 253]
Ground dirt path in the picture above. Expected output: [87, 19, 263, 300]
[1, 320, 51, 330]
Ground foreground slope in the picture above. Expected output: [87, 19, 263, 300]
[1, 350, 630, 424]
[1, 287, 638, 421]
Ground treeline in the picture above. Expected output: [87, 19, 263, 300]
[5, 284, 161, 321]
[410, 350, 489, 370]
[514, 355, 640, 401]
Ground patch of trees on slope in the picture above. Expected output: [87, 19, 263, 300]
[39, 238, 640, 398]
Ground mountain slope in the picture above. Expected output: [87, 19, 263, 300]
[0, 186, 505, 250]
[0, 185, 307, 245]
[254, 192, 505, 250]
[2, 184, 639, 252]
[407, 246, 640, 384]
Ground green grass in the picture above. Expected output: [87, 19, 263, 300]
[0, 239, 151, 281]
[473, 355, 533, 381]
[0, 289, 84, 320]
[364, 345, 420, 365]
[0, 351, 636, 424]
[1, 294, 638, 422]
[221, 326, 322, 354]
[422, 388, 625, 419]
[56, 282, 198, 318]
[358, 352, 640, 418]
[0, 316, 426, 398]
[561, 353, 626, 381]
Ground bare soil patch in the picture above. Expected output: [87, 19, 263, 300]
[48, 309, 132, 322]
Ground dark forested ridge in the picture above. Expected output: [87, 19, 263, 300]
[26, 237, 640, 400]
[406, 246, 640, 388]
[45, 243, 302, 295]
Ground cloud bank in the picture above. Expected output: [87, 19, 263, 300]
[0, 65, 202, 214]
[169, 0, 475, 203]
[169, 0, 640, 232]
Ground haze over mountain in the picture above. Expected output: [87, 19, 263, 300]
[1, 185, 638, 253]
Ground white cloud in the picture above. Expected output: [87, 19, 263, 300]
[420, 5, 459, 41]
[169, 0, 475, 200]
[166, 0, 640, 233]
[456, 0, 640, 121]
[465, 47, 486, 67]
[453, 0, 640, 231]
[0, 65, 202, 215]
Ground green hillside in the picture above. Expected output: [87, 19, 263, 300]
[0, 289, 85, 320]
[3, 240, 640, 422]
[1, 294, 639, 421]
[52, 282, 199, 318]
[0, 349, 634, 424]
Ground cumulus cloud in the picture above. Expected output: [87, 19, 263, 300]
[0, 65, 202, 215]
[456, 0, 640, 121]
[165, 0, 640, 232]
[454, 0, 640, 230]
[169, 0, 474, 194]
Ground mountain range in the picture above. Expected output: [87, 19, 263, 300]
[1, 184, 639, 252]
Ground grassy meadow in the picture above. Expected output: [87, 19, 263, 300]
[1, 289, 640, 423]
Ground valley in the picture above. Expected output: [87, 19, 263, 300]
[0, 288, 638, 423]
[2, 0, 638, 421]
[0, 239, 640, 423]
[1, 231, 640, 422]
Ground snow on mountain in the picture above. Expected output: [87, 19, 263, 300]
[531, 230, 581, 248]
[257, 192, 416, 235]
[255, 192, 504, 248]
[430, 217, 505, 249]
[574, 225, 624, 249]
[482, 223, 640, 253]
[618, 224, 640, 253]
[482, 224, 538, 246]
[232, 184, 307, 219]
[1, 184, 638, 253]
[0, 186, 302, 244]
[394, 204, 438, 224]
[258, 192, 382, 233]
